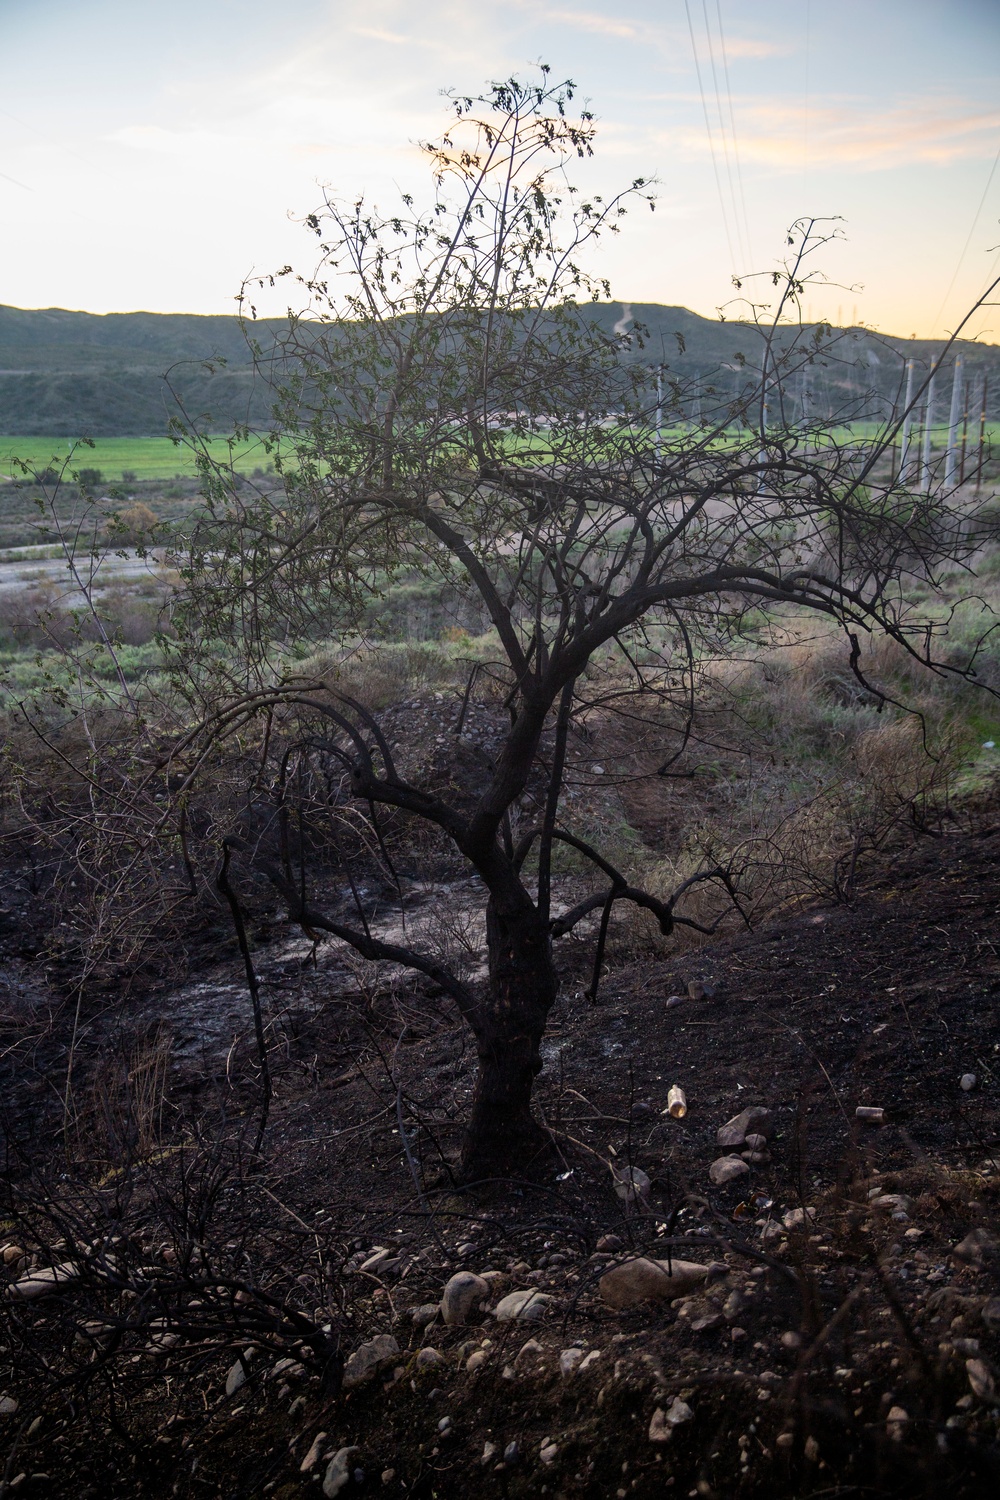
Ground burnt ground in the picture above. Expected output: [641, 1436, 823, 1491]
[0, 814, 998, 1497]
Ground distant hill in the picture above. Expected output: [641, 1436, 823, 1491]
[0, 302, 996, 436]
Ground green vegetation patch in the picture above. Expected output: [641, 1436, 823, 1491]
[0, 435, 281, 483]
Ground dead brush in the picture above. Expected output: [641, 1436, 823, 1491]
[613, 715, 963, 959]
[0, 1141, 349, 1475]
[69, 1029, 173, 1169]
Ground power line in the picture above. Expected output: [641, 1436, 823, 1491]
[930, 136, 1000, 334]
[700, 0, 747, 269]
[714, 0, 754, 267]
[683, 0, 737, 272]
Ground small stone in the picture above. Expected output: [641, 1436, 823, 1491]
[559, 1347, 585, 1377]
[437, 1416, 452, 1435]
[868, 1194, 911, 1216]
[514, 1338, 544, 1367]
[966, 1358, 996, 1400]
[481, 1442, 496, 1464]
[731, 1326, 747, 1342]
[611, 1165, 651, 1204]
[960, 1073, 977, 1092]
[6, 1263, 79, 1300]
[440, 1272, 489, 1326]
[494, 1290, 553, 1322]
[2, 1246, 23, 1265]
[717, 1107, 773, 1150]
[744, 1132, 767, 1151]
[886, 1406, 908, 1442]
[503, 1439, 520, 1465]
[689, 1311, 724, 1332]
[782, 1207, 817, 1230]
[596, 1234, 623, 1252]
[780, 1331, 804, 1350]
[0, 1396, 18, 1415]
[710, 1155, 750, 1186]
[741, 1150, 769, 1164]
[323, 1447, 360, 1498]
[342, 1334, 400, 1389]
[577, 1349, 602, 1373]
[415, 1348, 442, 1369]
[775, 1432, 794, 1449]
[953, 1228, 997, 1265]
[599, 1258, 711, 1310]
[225, 1355, 250, 1396]
[539, 1441, 558, 1464]
[665, 995, 685, 1009]
[299, 1434, 328, 1473]
[761, 1222, 783, 1248]
[980, 1297, 1000, 1332]
[409, 1303, 440, 1328]
[804, 1436, 820, 1462]
[381, 1471, 395, 1485]
[359, 1248, 398, 1274]
[667, 1398, 694, 1427]
[687, 979, 715, 1000]
[465, 1349, 489, 1373]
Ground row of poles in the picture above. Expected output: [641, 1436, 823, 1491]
[651, 355, 992, 494]
[898, 357, 990, 491]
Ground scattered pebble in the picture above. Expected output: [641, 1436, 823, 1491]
[494, 1290, 554, 1322]
[599, 1257, 711, 1310]
[299, 1433, 328, 1473]
[342, 1335, 400, 1390]
[440, 1272, 488, 1326]
[886, 1406, 909, 1442]
[322, 1447, 360, 1499]
[709, 1155, 750, 1186]
[966, 1359, 996, 1401]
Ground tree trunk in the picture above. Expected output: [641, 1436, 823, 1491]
[459, 896, 557, 1182]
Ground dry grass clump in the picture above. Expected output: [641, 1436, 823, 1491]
[610, 625, 973, 956]
[290, 634, 496, 710]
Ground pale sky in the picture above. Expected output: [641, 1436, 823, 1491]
[2, 0, 999, 338]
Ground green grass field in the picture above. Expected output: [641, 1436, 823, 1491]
[0, 435, 280, 483]
[1, 422, 997, 485]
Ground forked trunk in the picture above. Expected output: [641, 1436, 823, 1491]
[459, 897, 557, 1182]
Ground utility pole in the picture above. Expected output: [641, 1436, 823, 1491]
[899, 358, 915, 481]
[655, 365, 662, 465]
[758, 347, 769, 494]
[976, 375, 989, 494]
[921, 363, 937, 491]
[945, 357, 963, 488]
[959, 378, 970, 485]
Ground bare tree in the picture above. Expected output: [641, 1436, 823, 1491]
[165, 70, 996, 1180]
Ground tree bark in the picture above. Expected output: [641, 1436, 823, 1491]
[459, 896, 556, 1182]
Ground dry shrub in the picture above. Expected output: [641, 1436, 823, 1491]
[71, 1029, 173, 1168]
[619, 715, 960, 957]
[293, 640, 469, 709]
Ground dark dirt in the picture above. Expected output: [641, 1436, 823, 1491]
[0, 809, 998, 1497]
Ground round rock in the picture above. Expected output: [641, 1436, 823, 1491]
[493, 1289, 553, 1322]
[440, 1272, 488, 1326]
[709, 1155, 751, 1186]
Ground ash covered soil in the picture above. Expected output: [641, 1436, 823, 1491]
[0, 803, 998, 1496]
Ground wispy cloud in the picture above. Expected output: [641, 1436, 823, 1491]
[536, 8, 640, 39]
[668, 99, 1000, 170]
[720, 36, 792, 60]
[511, 4, 788, 58]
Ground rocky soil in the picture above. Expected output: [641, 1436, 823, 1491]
[0, 803, 998, 1496]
